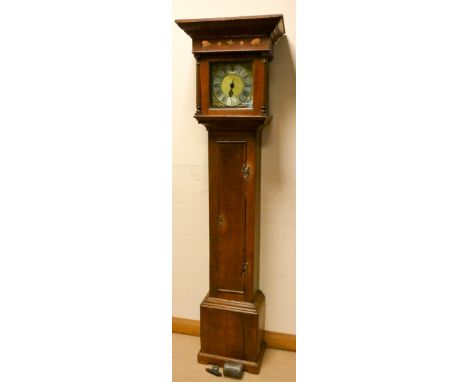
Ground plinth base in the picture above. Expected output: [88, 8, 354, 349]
[198, 340, 266, 374]
[198, 290, 266, 374]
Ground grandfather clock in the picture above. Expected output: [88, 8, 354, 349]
[175, 15, 285, 374]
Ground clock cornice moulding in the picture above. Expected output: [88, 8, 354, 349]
[175, 14, 285, 58]
[194, 115, 271, 132]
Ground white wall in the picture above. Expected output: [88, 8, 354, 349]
[173, 0, 296, 334]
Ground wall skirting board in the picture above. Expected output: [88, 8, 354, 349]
[172, 316, 296, 352]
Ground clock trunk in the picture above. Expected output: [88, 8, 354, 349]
[208, 130, 261, 302]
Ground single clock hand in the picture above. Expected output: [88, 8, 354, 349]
[229, 79, 235, 97]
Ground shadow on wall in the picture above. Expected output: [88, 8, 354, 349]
[262, 35, 296, 183]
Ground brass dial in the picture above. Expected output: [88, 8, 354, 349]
[211, 62, 253, 108]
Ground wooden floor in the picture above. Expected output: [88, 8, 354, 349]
[173, 333, 296, 381]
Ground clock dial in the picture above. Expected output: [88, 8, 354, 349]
[211, 62, 253, 108]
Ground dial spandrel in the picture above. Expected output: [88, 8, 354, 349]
[210, 62, 253, 108]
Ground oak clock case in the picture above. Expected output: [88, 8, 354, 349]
[175, 15, 285, 375]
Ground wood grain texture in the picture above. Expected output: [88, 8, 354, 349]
[175, 14, 285, 43]
[192, 37, 272, 56]
[172, 317, 296, 352]
[199, 290, 265, 363]
[213, 140, 247, 295]
[207, 130, 261, 302]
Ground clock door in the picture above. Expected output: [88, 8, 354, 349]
[209, 134, 249, 298]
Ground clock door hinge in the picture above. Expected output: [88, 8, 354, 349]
[242, 259, 249, 293]
[242, 164, 250, 179]
[242, 259, 248, 276]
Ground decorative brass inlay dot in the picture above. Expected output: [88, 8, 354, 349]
[251, 38, 260, 46]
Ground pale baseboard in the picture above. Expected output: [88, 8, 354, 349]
[172, 316, 295, 352]
[262, 329, 296, 352]
[172, 317, 200, 337]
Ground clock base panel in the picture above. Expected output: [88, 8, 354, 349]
[197, 341, 266, 374]
[198, 290, 266, 374]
